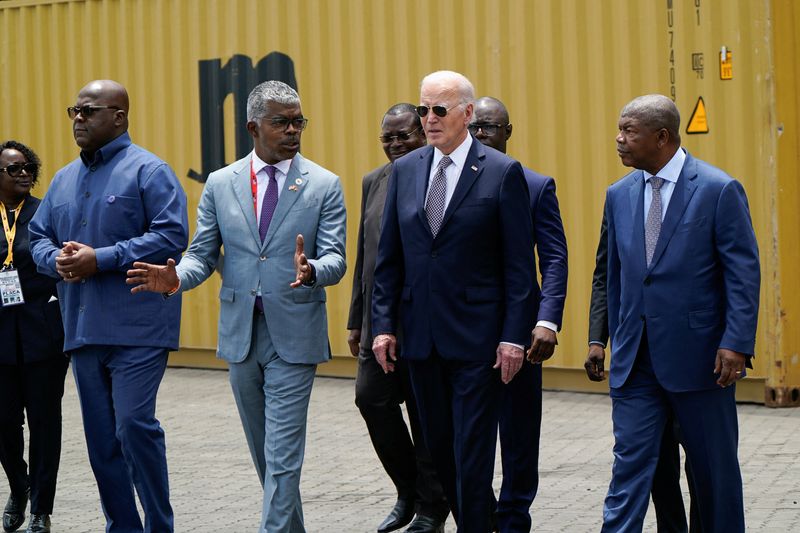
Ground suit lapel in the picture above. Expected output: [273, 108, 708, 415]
[415, 146, 434, 232]
[439, 140, 484, 233]
[230, 156, 261, 245]
[629, 171, 647, 269]
[262, 153, 306, 249]
[647, 153, 698, 271]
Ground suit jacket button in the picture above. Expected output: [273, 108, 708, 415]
[431, 251, 438, 258]
[640, 315, 645, 321]
[644, 277, 651, 286]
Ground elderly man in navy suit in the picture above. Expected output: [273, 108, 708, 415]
[470, 96, 568, 533]
[601, 94, 760, 532]
[371, 71, 538, 533]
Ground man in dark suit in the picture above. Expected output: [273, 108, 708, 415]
[469, 97, 567, 533]
[600, 94, 760, 532]
[586, 215, 699, 533]
[372, 71, 537, 533]
[347, 103, 448, 533]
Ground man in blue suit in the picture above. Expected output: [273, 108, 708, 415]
[127, 81, 347, 532]
[371, 71, 538, 533]
[601, 94, 760, 532]
[470, 97, 568, 533]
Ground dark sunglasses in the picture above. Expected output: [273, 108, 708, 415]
[379, 127, 422, 143]
[416, 103, 460, 118]
[468, 123, 508, 136]
[267, 117, 309, 131]
[67, 105, 122, 119]
[0, 162, 38, 177]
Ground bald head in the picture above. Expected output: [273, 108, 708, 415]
[471, 96, 513, 153]
[72, 80, 130, 154]
[79, 80, 130, 113]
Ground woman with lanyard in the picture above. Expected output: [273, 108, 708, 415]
[0, 140, 67, 533]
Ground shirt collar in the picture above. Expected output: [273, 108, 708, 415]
[644, 147, 686, 184]
[251, 150, 294, 177]
[432, 133, 472, 173]
[80, 132, 131, 167]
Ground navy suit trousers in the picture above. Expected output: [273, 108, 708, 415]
[71, 345, 172, 533]
[407, 352, 500, 533]
[602, 337, 743, 533]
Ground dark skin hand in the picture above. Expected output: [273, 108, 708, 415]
[714, 348, 746, 387]
[584, 344, 606, 381]
[56, 241, 97, 282]
[127, 258, 179, 293]
[347, 329, 361, 357]
[290, 234, 313, 288]
[527, 326, 557, 363]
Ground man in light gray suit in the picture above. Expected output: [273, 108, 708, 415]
[126, 80, 347, 532]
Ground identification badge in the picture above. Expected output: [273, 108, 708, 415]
[0, 268, 24, 307]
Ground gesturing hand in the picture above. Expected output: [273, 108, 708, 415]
[126, 258, 179, 294]
[290, 234, 313, 288]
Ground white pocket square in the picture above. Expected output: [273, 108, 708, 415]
[48, 295, 58, 302]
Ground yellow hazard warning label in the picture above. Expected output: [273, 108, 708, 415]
[686, 97, 709, 134]
[720, 49, 733, 80]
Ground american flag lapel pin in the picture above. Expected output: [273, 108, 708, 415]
[471, 165, 478, 171]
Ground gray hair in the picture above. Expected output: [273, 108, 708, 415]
[247, 80, 300, 122]
[420, 70, 475, 106]
[620, 94, 681, 142]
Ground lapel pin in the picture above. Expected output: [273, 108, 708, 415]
[289, 185, 299, 192]
[471, 165, 478, 171]
[295, 178, 303, 185]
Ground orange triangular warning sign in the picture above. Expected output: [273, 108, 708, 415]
[686, 97, 709, 134]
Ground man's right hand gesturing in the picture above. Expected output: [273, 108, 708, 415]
[126, 258, 180, 294]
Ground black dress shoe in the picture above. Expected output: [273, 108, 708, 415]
[404, 514, 445, 533]
[377, 498, 415, 533]
[25, 515, 49, 533]
[3, 490, 29, 533]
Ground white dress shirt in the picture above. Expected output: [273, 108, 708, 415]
[643, 147, 686, 228]
[425, 134, 473, 209]
[251, 150, 291, 224]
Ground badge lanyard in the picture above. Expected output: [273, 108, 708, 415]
[0, 200, 26, 306]
[250, 160, 259, 216]
[0, 199, 25, 269]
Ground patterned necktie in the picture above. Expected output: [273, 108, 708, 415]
[256, 165, 278, 313]
[645, 176, 665, 266]
[425, 156, 452, 237]
[259, 165, 279, 241]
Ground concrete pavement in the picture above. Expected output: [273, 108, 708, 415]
[2, 368, 798, 532]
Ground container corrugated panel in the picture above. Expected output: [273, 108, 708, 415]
[0, 0, 785, 401]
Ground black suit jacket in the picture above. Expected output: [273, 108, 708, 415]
[348, 163, 392, 351]
[588, 211, 609, 346]
[0, 195, 65, 365]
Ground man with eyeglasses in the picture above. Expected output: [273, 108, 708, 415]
[29, 80, 188, 532]
[372, 71, 537, 533]
[126, 80, 346, 533]
[469, 97, 568, 532]
[347, 103, 448, 533]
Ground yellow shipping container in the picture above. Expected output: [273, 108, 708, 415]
[1, 0, 798, 405]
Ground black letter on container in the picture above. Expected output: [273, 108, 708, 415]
[188, 52, 298, 183]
